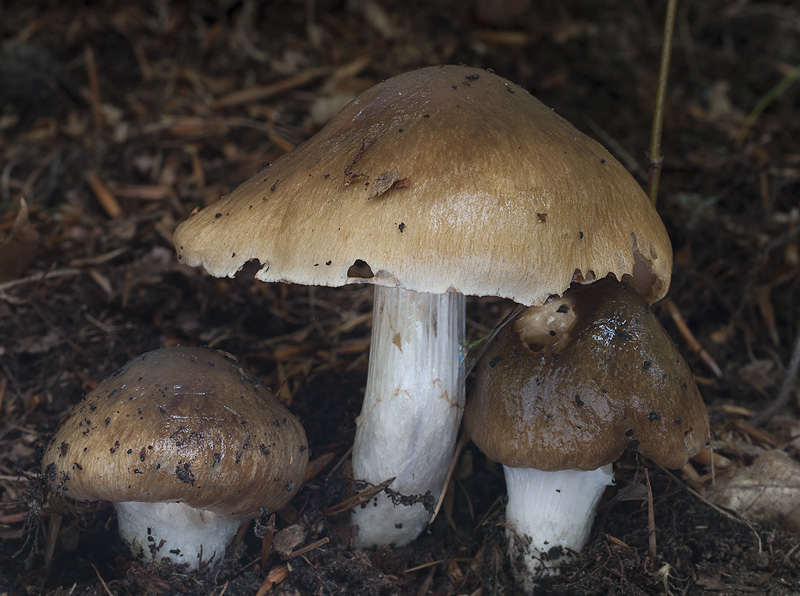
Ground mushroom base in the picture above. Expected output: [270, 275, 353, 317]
[115, 501, 243, 570]
[351, 286, 465, 548]
[503, 464, 614, 593]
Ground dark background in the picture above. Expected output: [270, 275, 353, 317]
[1, 1, 799, 594]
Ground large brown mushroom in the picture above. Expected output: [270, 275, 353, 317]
[173, 65, 672, 547]
[465, 278, 709, 592]
[41, 346, 308, 570]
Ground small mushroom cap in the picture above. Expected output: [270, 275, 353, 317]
[175, 65, 671, 306]
[42, 347, 308, 519]
[465, 278, 709, 471]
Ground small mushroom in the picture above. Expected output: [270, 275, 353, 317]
[464, 278, 709, 593]
[41, 346, 308, 570]
[174, 65, 672, 548]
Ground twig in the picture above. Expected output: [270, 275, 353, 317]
[709, 439, 716, 489]
[323, 477, 394, 516]
[0, 268, 81, 293]
[84, 45, 104, 131]
[44, 513, 61, 572]
[92, 564, 115, 596]
[415, 566, 436, 596]
[283, 537, 329, 559]
[429, 432, 470, 527]
[584, 117, 646, 182]
[460, 303, 525, 379]
[784, 543, 800, 566]
[84, 171, 122, 219]
[212, 67, 331, 110]
[644, 469, 658, 566]
[0, 509, 47, 524]
[324, 444, 352, 479]
[404, 557, 474, 574]
[647, 0, 679, 208]
[749, 331, 800, 427]
[662, 298, 722, 377]
[68, 247, 128, 267]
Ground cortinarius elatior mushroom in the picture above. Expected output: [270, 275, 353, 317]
[173, 65, 672, 548]
[41, 346, 308, 570]
[465, 278, 709, 592]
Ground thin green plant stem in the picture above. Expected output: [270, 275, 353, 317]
[736, 63, 800, 146]
[647, 0, 679, 209]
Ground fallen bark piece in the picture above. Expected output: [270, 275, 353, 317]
[367, 169, 400, 199]
[707, 449, 800, 535]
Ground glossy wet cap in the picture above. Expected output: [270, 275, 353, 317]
[41, 346, 308, 519]
[465, 278, 709, 470]
[174, 65, 671, 306]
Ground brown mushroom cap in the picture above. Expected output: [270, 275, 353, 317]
[174, 65, 671, 306]
[42, 347, 308, 519]
[465, 278, 709, 471]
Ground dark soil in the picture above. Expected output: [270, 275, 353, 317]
[1, 1, 799, 595]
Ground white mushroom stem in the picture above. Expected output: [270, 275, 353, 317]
[351, 285, 465, 548]
[503, 464, 614, 594]
[114, 501, 242, 570]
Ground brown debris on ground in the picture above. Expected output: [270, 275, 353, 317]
[1, 1, 799, 594]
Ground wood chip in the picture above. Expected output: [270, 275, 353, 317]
[272, 524, 306, 557]
[84, 171, 122, 218]
[366, 170, 400, 199]
[213, 68, 329, 110]
[0, 198, 39, 283]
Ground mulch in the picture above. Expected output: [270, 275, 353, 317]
[1, 1, 799, 594]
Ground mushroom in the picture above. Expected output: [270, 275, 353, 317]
[41, 346, 308, 570]
[464, 278, 709, 592]
[173, 65, 672, 548]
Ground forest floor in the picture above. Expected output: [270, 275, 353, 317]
[1, 1, 799, 594]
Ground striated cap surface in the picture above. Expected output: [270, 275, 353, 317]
[174, 65, 671, 306]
